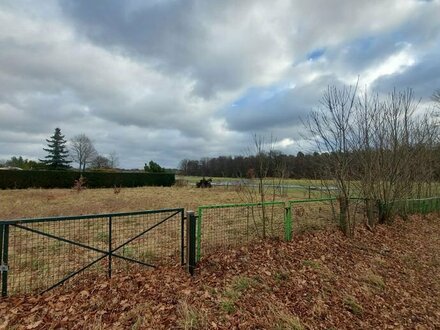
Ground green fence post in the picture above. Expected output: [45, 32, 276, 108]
[1, 224, 9, 297]
[186, 211, 197, 276]
[284, 204, 292, 241]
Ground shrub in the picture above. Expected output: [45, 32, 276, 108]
[0, 170, 175, 189]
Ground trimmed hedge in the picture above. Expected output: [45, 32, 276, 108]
[0, 170, 175, 189]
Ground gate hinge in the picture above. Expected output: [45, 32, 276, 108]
[0, 264, 8, 272]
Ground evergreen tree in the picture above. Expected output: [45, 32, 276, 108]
[144, 160, 165, 173]
[40, 128, 71, 170]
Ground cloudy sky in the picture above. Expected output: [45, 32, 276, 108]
[1, 0, 439, 168]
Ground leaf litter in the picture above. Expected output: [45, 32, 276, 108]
[0, 214, 439, 329]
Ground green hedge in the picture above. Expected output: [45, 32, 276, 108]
[0, 170, 175, 189]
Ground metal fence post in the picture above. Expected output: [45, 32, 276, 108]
[186, 211, 196, 276]
[1, 224, 9, 297]
[108, 216, 112, 278]
[284, 205, 292, 241]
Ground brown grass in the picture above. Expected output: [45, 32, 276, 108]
[0, 186, 242, 220]
[0, 185, 314, 220]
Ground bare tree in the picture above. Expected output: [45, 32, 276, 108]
[306, 84, 358, 236]
[354, 89, 439, 223]
[432, 89, 440, 107]
[237, 134, 287, 239]
[309, 85, 439, 232]
[70, 134, 98, 172]
[108, 151, 119, 169]
[90, 155, 111, 169]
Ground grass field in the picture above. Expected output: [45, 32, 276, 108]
[0, 185, 321, 221]
[177, 175, 326, 186]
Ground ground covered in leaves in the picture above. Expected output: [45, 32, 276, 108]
[1, 214, 439, 329]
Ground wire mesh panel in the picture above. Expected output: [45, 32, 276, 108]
[387, 197, 440, 216]
[288, 198, 339, 235]
[110, 210, 184, 270]
[1, 208, 184, 295]
[8, 218, 105, 294]
[197, 202, 286, 261]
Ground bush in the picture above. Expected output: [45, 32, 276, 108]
[0, 170, 175, 189]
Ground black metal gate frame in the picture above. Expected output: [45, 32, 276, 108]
[0, 208, 185, 296]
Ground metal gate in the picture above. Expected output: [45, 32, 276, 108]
[0, 208, 184, 296]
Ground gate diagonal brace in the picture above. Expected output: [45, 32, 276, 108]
[11, 210, 180, 292]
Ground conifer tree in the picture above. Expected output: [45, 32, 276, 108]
[40, 128, 71, 169]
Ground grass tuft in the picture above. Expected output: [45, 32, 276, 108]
[230, 276, 255, 292]
[343, 296, 363, 316]
[273, 310, 304, 330]
[361, 271, 386, 290]
[178, 301, 206, 329]
[219, 299, 236, 314]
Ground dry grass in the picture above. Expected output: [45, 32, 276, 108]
[0, 185, 314, 220]
[0, 186, 242, 220]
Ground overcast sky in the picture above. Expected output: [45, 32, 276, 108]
[1, 0, 439, 168]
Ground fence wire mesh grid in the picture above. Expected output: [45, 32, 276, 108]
[385, 197, 440, 215]
[197, 202, 286, 260]
[288, 199, 337, 235]
[1, 209, 184, 295]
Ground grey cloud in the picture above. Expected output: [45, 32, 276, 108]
[60, 0, 280, 98]
[1, 0, 439, 168]
[372, 49, 440, 99]
[223, 74, 345, 135]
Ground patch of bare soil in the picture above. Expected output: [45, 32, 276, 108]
[1, 214, 439, 329]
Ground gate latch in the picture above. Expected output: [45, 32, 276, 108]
[0, 264, 8, 272]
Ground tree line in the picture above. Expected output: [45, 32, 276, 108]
[179, 146, 440, 181]
[179, 151, 331, 179]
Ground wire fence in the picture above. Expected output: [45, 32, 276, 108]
[196, 201, 286, 261]
[1, 196, 439, 295]
[197, 196, 436, 262]
[195, 197, 359, 261]
[287, 198, 339, 237]
[0, 208, 184, 295]
[383, 196, 440, 216]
